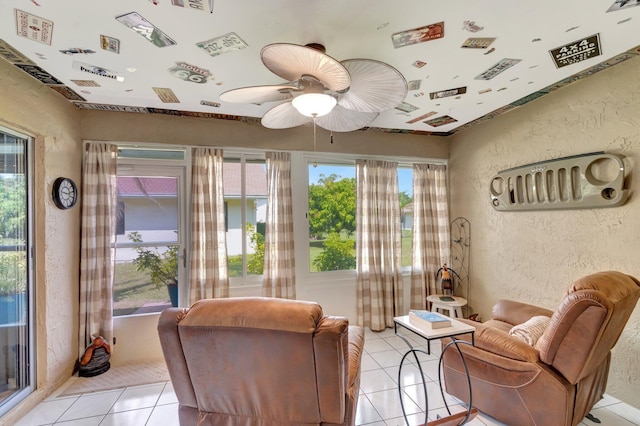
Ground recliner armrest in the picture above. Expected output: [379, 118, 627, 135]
[157, 308, 198, 411]
[470, 321, 541, 363]
[492, 299, 554, 326]
[347, 325, 364, 397]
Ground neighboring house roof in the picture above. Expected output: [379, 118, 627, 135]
[223, 162, 267, 197]
[117, 176, 176, 197]
[117, 163, 267, 197]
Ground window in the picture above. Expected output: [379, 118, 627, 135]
[109, 144, 439, 298]
[0, 127, 34, 415]
[308, 162, 356, 272]
[223, 154, 266, 281]
[398, 166, 413, 268]
[307, 161, 414, 272]
[113, 148, 187, 316]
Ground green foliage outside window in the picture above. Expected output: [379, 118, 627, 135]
[0, 176, 27, 296]
[227, 222, 265, 276]
[0, 252, 26, 296]
[0, 176, 25, 241]
[308, 174, 356, 240]
[128, 231, 178, 288]
[246, 222, 264, 275]
[312, 233, 356, 271]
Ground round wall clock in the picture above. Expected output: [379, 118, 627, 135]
[52, 177, 78, 209]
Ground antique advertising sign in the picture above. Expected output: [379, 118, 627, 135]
[116, 12, 176, 47]
[100, 35, 120, 53]
[59, 48, 95, 55]
[549, 34, 601, 68]
[424, 115, 458, 127]
[71, 80, 101, 87]
[395, 102, 419, 113]
[392, 22, 444, 48]
[72, 61, 125, 82]
[407, 80, 421, 90]
[475, 58, 521, 80]
[200, 100, 220, 107]
[153, 87, 180, 103]
[196, 32, 247, 57]
[171, 0, 209, 11]
[0, 39, 35, 64]
[406, 111, 438, 124]
[49, 86, 86, 102]
[461, 38, 495, 49]
[168, 62, 212, 83]
[15, 64, 63, 85]
[15, 9, 53, 45]
[429, 86, 467, 100]
[75, 103, 149, 113]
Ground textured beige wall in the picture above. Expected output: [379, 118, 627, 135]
[449, 56, 640, 408]
[0, 59, 82, 424]
[79, 109, 449, 159]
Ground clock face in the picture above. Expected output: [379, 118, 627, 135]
[53, 177, 78, 209]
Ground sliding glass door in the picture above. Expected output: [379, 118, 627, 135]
[0, 127, 33, 415]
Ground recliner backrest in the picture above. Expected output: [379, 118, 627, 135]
[159, 297, 350, 425]
[536, 271, 640, 384]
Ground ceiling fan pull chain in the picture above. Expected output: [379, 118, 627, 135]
[330, 131, 333, 144]
[313, 116, 318, 168]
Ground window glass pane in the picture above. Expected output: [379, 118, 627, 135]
[113, 244, 177, 316]
[398, 167, 413, 268]
[115, 177, 178, 244]
[118, 148, 185, 161]
[308, 163, 356, 272]
[224, 159, 266, 278]
[114, 175, 180, 316]
[0, 130, 31, 411]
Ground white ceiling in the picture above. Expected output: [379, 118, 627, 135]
[1, 0, 640, 136]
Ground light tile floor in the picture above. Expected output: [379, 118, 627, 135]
[15, 327, 640, 426]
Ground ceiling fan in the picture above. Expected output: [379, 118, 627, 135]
[220, 43, 408, 132]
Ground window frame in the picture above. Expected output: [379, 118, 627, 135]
[0, 125, 36, 415]
[113, 148, 189, 315]
[223, 151, 266, 286]
[297, 154, 431, 282]
[304, 157, 357, 277]
[108, 144, 446, 291]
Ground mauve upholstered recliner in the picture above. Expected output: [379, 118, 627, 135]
[442, 271, 640, 426]
[158, 297, 364, 426]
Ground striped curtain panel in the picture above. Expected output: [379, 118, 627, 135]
[356, 160, 403, 331]
[410, 163, 450, 309]
[79, 143, 118, 358]
[262, 152, 296, 299]
[189, 147, 229, 303]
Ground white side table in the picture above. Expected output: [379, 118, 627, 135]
[427, 294, 467, 318]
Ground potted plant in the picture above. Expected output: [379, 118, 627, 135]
[0, 250, 27, 325]
[128, 232, 179, 307]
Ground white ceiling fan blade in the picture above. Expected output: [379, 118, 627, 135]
[338, 59, 408, 113]
[261, 43, 350, 92]
[315, 105, 378, 132]
[220, 85, 296, 104]
[261, 101, 313, 129]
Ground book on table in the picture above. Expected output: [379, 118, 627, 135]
[409, 310, 452, 330]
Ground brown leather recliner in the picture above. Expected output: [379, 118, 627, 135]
[158, 297, 364, 426]
[442, 271, 640, 426]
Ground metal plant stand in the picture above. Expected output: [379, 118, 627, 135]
[449, 217, 470, 318]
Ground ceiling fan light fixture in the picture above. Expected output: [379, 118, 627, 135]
[292, 93, 336, 117]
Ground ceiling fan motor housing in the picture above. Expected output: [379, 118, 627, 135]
[221, 42, 408, 131]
